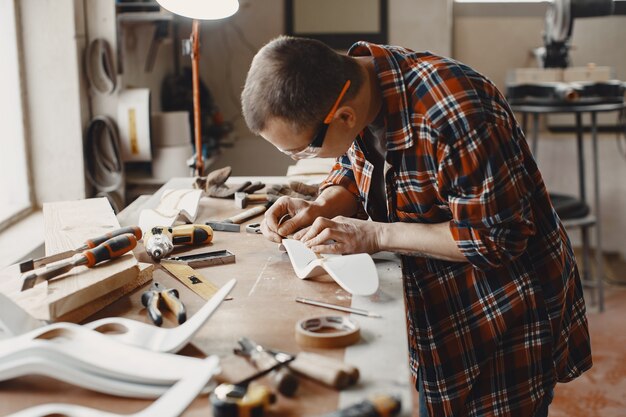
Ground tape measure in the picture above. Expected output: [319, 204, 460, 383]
[295, 315, 361, 348]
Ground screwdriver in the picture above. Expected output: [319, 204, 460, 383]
[19, 226, 142, 273]
[210, 352, 295, 417]
[21, 233, 138, 291]
[144, 224, 214, 260]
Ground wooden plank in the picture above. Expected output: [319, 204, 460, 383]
[0, 198, 140, 322]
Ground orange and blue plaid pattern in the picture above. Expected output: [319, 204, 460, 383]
[320, 43, 592, 417]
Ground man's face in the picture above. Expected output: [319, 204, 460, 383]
[260, 116, 355, 160]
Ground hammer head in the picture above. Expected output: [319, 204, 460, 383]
[234, 192, 248, 209]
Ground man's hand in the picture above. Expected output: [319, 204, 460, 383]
[294, 216, 384, 255]
[260, 196, 323, 243]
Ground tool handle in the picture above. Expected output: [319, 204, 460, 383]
[82, 233, 138, 268]
[320, 395, 402, 417]
[227, 204, 268, 224]
[297, 352, 359, 385]
[83, 226, 142, 249]
[141, 290, 163, 326]
[161, 288, 187, 324]
[250, 350, 299, 397]
[247, 194, 269, 202]
[171, 224, 214, 245]
[288, 353, 352, 389]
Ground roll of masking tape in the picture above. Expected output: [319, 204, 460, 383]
[295, 315, 360, 349]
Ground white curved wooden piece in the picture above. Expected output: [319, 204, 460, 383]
[282, 239, 379, 296]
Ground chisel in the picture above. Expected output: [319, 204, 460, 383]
[21, 233, 138, 291]
[19, 226, 142, 272]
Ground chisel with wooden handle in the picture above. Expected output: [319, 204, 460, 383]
[19, 226, 142, 272]
[21, 233, 138, 291]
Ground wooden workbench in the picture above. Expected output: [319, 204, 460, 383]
[0, 177, 414, 416]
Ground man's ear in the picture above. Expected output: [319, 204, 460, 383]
[334, 106, 357, 129]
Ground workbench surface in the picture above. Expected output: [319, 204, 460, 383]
[0, 177, 414, 416]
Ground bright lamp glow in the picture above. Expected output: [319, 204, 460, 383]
[155, 0, 239, 20]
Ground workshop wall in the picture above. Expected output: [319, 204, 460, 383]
[19, 0, 90, 205]
[203, 0, 453, 176]
[454, 5, 626, 258]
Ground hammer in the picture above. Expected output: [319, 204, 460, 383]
[234, 192, 277, 209]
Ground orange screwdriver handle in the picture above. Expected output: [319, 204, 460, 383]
[83, 233, 138, 267]
[84, 226, 143, 249]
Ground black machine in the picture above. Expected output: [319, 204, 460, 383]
[541, 0, 626, 68]
[507, 0, 626, 105]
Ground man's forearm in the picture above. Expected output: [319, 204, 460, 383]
[379, 221, 467, 262]
[315, 185, 359, 218]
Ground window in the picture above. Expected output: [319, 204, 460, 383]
[0, 0, 32, 227]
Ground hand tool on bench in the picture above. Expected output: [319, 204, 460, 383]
[196, 166, 265, 199]
[144, 224, 213, 260]
[21, 233, 138, 291]
[268, 349, 360, 390]
[319, 394, 402, 417]
[234, 192, 277, 209]
[296, 296, 382, 318]
[19, 225, 142, 273]
[162, 249, 235, 268]
[245, 223, 262, 234]
[210, 351, 295, 417]
[234, 337, 300, 397]
[141, 282, 186, 326]
[205, 201, 274, 233]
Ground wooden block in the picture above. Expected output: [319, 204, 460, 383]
[563, 66, 612, 83]
[508, 68, 563, 84]
[59, 262, 154, 323]
[0, 198, 141, 322]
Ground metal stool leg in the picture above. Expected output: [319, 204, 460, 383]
[532, 113, 540, 156]
[591, 111, 605, 312]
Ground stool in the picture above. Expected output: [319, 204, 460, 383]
[512, 101, 626, 312]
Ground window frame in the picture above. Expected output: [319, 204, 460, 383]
[0, 0, 36, 231]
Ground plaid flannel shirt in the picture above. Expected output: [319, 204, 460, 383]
[320, 43, 592, 417]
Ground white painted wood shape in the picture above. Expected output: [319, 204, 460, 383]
[6, 355, 220, 417]
[83, 278, 236, 352]
[0, 322, 206, 386]
[281, 239, 379, 296]
[0, 356, 179, 398]
[0, 279, 236, 353]
[138, 189, 203, 234]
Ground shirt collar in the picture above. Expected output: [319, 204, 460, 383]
[348, 42, 415, 151]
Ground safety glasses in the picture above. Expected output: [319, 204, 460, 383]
[280, 80, 351, 160]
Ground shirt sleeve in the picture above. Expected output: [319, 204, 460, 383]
[319, 154, 368, 219]
[440, 120, 537, 270]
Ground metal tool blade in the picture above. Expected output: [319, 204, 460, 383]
[162, 250, 235, 268]
[21, 262, 75, 291]
[19, 249, 75, 273]
[204, 221, 240, 232]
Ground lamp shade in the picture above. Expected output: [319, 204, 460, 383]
[155, 0, 239, 20]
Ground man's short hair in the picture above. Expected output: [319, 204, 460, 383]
[241, 36, 363, 135]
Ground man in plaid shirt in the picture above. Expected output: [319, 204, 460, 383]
[241, 36, 592, 417]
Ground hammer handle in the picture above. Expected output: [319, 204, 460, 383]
[249, 349, 299, 397]
[247, 194, 268, 202]
[289, 354, 352, 389]
[227, 204, 268, 224]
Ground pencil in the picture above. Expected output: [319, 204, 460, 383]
[295, 297, 382, 318]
